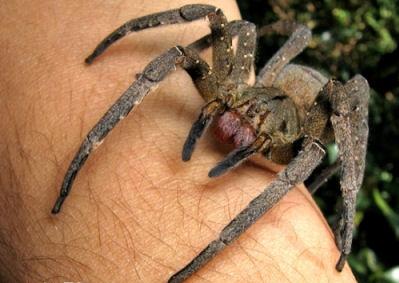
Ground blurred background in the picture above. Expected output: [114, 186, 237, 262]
[236, 0, 399, 282]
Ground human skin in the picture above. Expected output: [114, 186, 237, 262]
[0, 0, 357, 282]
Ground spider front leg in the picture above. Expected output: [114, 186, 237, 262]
[85, 4, 217, 64]
[228, 21, 257, 84]
[51, 45, 215, 213]
[169, 140, 326, 283]
[324, 78, 369, 271]
[51, 47, 184, 213]
[85, 4, 234, 73]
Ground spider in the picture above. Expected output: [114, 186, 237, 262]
[51, 4, 369, 283]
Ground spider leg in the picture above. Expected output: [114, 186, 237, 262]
[255, 21, 311, 87]
[52, 46, 184, 213]
[325, 78, 369, 271]
[208, 9, 234, 81]
[169, 140, 325, 283]
[228, 21, 257, 84]
[52, 46, 215, 213]
[180, 47, 218, 102]
[307, 161, 341, 194]
[345, 75, 369, 187]
[308, 75, 368, 196]
[85, 4, 217, 64]
[208, 136, 270, 177]
[187, 20, 241, 51]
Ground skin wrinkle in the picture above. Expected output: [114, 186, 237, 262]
[237, 244, 265, 282]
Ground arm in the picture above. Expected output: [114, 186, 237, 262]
[0, 1, 356, 282]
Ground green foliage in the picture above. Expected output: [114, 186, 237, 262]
[237, 0, 399, 282]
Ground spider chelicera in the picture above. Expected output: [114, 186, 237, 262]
[51, 4, 369, 282]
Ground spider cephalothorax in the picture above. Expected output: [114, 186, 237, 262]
[51, 4, 369, 283]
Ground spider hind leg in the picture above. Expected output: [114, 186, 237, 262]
[255, 20, 312, 87]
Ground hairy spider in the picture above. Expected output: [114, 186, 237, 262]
[51, 4, 369, 282]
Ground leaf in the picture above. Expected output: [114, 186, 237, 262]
[373, 189, 399, 238]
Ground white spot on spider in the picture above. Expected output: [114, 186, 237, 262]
[160, 21, 165, 25]
[174, 46, 183, 56]
[220, 36, 224, 41]
[221, 23, 225, 28]
[243, 42, 247, 46]
[314, 101, 318, 106]
[249, 54, 253, 57]
[241, 66, 245, 70]
[246, 32, 250, 36]
[208, 70, 212, 75]
[313, 142, 326, 154]
[282, 56, 286, 61]
[226, 48, 231, 52]
[195, 60, 200, 64]
[244, 54, 247, 58]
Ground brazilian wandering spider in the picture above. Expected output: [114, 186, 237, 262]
[51, 4, 369, 282]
